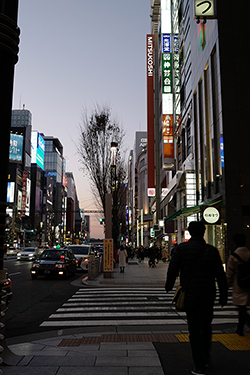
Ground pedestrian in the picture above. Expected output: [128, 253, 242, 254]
[171, 243, 178, 258]
[226, 233, 250, 336]
[148, 245, 156, 267]
[118, 245, 127, 273]
[165, 221, 227, 375]
[161, 247, 168, 262]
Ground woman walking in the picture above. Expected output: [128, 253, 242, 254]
[118, 245, 127, 273]
[226, 233, 250, 336]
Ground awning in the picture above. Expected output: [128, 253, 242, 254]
[166, 197, 223, 223]
[166, 205, 200, 222]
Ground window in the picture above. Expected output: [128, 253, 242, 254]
[187, 118, 192, 155]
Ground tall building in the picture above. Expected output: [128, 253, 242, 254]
[7, 108, 32, 246]
[128, 132, 151, 246]
[65, 172, 81, 244]
[149, 0, 250, 260]
[43, 135, 65, 245]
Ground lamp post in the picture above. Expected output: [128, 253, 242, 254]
[110, 142, 118, 250]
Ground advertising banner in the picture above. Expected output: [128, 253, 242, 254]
[17, 190, 22, 213]
[9, 133, 23, 161]
[164, 137, 174, 158]
[21, 171, 27, 216]
[7, 182, 15, 203]
[31, 131, 45, 170]
[103, 239, 113, 272]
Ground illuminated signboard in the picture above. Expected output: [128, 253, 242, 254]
[162, 34, 172, 94]
[194, 0, 216, 19]
[21, 171, 27, 216]
[202, 206, 220, 224]
[220, 137, 224, 168]
[162, 53, 172, 93]
[162, 2, 175, 170]
[31, 131, 45, 170]
[9, 133, 23, 161]
[7, 182, 15, 203]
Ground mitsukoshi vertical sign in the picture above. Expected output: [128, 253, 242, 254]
[146, 34, 155, 197]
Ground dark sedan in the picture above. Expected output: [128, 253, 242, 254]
[30, 248, 76, 279]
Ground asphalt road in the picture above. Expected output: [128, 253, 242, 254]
[4, 257, 84, 338]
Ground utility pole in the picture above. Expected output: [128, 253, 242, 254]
[0, 0, 20, 366]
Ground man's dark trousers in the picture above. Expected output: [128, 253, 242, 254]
[185, 297, 214, 371]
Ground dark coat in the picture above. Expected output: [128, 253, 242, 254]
[165, 237, 227, 304]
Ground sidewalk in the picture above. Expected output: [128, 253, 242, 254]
[82, 258, 170, 287]
[1, 259, 250, 375]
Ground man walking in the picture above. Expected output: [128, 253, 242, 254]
[165, 221, 227, 375]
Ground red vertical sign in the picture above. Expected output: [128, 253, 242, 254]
[147, 35, 155, 191]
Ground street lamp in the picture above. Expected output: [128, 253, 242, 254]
[111, 142, 118, 192]
[111, 142, 118, 251]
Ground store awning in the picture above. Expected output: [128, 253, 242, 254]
[166, 197, 223, 223]
[166, 205, 200, 222]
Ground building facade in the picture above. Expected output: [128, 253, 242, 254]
[149, 0, 250, 261]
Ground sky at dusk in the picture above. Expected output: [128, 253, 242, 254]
[13, 1, 151, 238]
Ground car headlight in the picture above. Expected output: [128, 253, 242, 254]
[83, 258, 89, 262]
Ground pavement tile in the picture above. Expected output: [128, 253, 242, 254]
[62, 345, 100, 353]
[127, 350, 158, 357]
[96, 356, 162, 367]
[11, 349, 69, 357]
[9, 342, 46, 351]
[17, 355, 33, 366]
[99, 342, 155, 350]
[0, 367, 59, 375]
[57, 367, 128, 375]
[129, 367, 165, 375]
[125, 342, 155, 349]
[66, 350, 127, 357]
[29, 355, 96, 366]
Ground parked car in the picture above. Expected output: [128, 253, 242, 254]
[67, 244, 95, 271]
[30, 248, 76, 279]
[17, 247, 40, 261]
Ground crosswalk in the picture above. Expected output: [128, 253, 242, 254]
[40, 287, 238, 328]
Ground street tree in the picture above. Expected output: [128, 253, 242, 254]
[77, 105, 127, 246]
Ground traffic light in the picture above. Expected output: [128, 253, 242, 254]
[99, 218, 104, 225]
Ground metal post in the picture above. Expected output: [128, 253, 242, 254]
[137, 219, 139, 248]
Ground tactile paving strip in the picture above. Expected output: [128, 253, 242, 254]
[175, 333, 250, 351]
[58, 333, 179, 346]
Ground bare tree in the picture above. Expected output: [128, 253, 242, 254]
[77, 104, 127, 245]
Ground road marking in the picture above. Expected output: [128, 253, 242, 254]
[8, 272, 21, 276]
[40, 287, 238, 328]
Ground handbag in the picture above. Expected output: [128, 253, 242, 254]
[173, 285, 186, 311]
[172, 244, 208, 312]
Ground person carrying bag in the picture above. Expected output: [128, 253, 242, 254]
[165, 221, 227, 375]
[172, 244, 207, 311]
